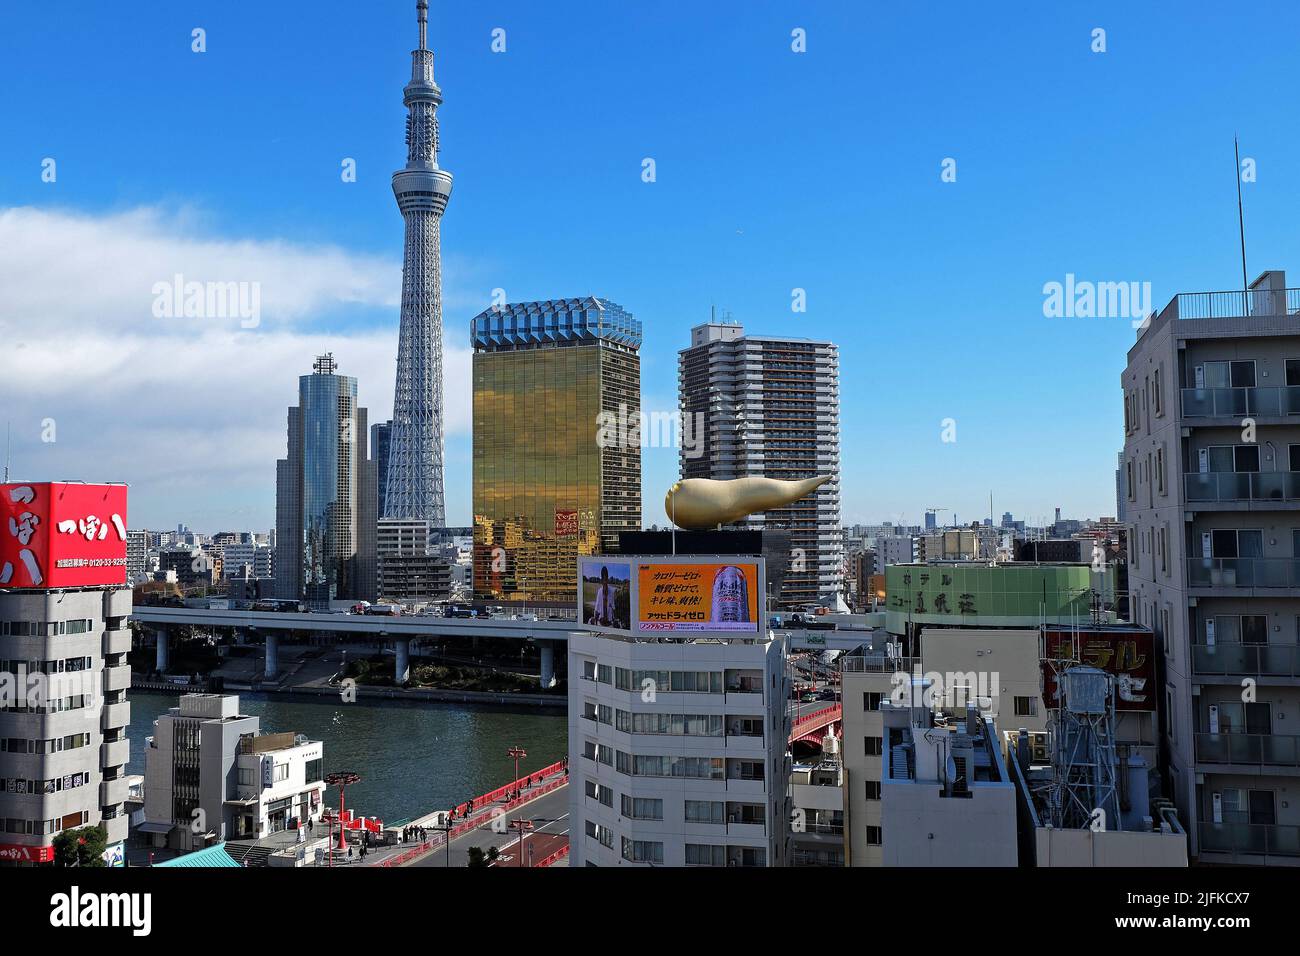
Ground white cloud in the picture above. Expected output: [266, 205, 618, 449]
[0, 206, 473, 529]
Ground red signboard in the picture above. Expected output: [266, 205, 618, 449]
[555, 509, 578, 538]
[0, 843, 54, 863]
[0, 483, 128, 589]
[1042, 626, 1156, 713]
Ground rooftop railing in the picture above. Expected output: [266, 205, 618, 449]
[1169, 287, 1300, 320]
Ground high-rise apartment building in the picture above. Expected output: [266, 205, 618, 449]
[275, 354, 375, 608]
[0, 482, 132, 866]
[1123, 269, 1300, 866]
[678, 321, 841, 608]
[471, 297, 641, 604]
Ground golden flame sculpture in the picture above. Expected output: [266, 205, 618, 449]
[664, 476, 831, 531]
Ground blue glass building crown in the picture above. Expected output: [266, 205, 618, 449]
[470, 296, 642, 351]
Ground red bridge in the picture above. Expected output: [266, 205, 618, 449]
[790, 704, 841, 747]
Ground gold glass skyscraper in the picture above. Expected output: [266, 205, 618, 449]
[472, 297, 641, 603]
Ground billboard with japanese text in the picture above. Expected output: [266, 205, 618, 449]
[0, 483, 129, 589]
[1041, 626, 1156, 713]
[579, 558, 632, 633]
[635, 561, 761, 633]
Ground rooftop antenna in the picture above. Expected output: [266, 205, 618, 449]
[417, 0, 428, 51]
[1235, 135, 1249, 298]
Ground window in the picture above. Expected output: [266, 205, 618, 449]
[866, 826, 882, 846]
[303, 758, 321, 784]
[685, 800, 724, 824]
[863, 692, 882, 711]
[273, 763, 289, 783]
[864, 780, 881, 800]
[620, 795, 662, 820]
[1014, 696, 1038, 718]
[621, 838, 663, 864]
[1153, 367, 1163, 416]
[864, 736, 882, 756]
[684, 843, 725, 866]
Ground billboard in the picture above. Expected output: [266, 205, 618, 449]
[1041, 626, 1156, 713]
[0, 483, 128, 590]
[636, 562, 761, 633]
[0, 843, 54, 863]
[579, 558, 632, 632]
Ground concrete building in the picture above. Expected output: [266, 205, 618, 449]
[678, 321, 842, 608]
[126, 530, 148, 584]
[872, 534, 915, 573]
[568, 582, 791, 866]
[376, 518, 451, 604]
[1122, 268, 1300, 865]
[141, 694, 324, 851]
[879, 694, 1017, 866]
[790, 744, 846, 866]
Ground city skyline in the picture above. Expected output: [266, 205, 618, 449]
[8, 2, 1300, 530]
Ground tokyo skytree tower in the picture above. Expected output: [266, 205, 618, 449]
[385, 0, 451, 524]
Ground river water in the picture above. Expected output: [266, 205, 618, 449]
[126, 691, 567, 825]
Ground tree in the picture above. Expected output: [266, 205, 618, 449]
[52, 824, 108, 868]
[486, 846, 500, 863]
[466, 846, 486, 868]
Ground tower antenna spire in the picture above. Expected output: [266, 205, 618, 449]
[417, 0, 428, 51]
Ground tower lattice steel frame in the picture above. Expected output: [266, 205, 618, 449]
[385, 0, 451, 525]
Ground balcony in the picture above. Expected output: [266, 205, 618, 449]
[103, 628, 131, 657]
[1195, 732, 1300, 769]
[1185, 471, 1300, 505]
[1180, 385, 1300, 419]
[1192, 643, 1300, 679]
[1186, 558, 1300, 589]
[1199, 820, 1300, 858]
[101, 738, 130, 770]
[102, 664, 132, 693]
[100, 776, 130, 807]
[101, 700, 130, 730]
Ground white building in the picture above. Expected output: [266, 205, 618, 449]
[568, 631, 791, 867]
[141, 694, 324, 851]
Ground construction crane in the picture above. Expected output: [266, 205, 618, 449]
[925, 507, 951, 527]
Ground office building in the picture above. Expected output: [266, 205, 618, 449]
[678, 321, 842, 608]
[0, 482, 132, 866]
[384, 0, 451, 526]
[1122, 269, 1300, 865]
[568, 631, 790, 867]
[472, 297, 641, 604]
[275, 354, 375, 608]
[141, 694, 324, 851]
[371, 421, 392, 519]
[376, 517, 451, 604]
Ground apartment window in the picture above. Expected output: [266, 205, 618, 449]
[1167, 687, 1177, 743]
[304, 758, 321, 784]
[621, 838, 663, 864]
[866, 826, 882, 846]
[1206, 444, 1260, 473]
[1014, 696, 1038, 718]
[684, 843, 725, 867]
[864, 780, 881, 800]
[863, 692, 882, 711]
[864, 736, 882, 756]
[1155, 446, 1166, 494]
[1153, 367, 1163, 416]
[684, 800, 725, 824]
[582, 660, 596, 682]
[1209, 528, 1263, 559]
[620, 795, 662, 820]
[597, 664, 612, 685]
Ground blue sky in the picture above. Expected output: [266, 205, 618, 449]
[3, 0, 1300, 531]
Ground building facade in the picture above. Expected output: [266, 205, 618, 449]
[567, 630, 790, 867]
[678, 321, 842, 608]
[275, 354, 374, 608]
[471, 297, 642, 604]
[142, 694, 324, 851]
[1122, 269, 1300, 865]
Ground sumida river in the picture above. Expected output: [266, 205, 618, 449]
[126, 691, 567, 824]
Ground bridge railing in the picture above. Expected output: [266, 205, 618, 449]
[790, 704, 841, 740]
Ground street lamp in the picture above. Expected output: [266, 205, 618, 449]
[324, 770, 361, 856]
[506, 746, 526, 797]
[508, 817, 535, 868]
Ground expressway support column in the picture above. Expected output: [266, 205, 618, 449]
[394, 638, 411, 685]
[539, 640, 555, 690]
[155, 629, 169, 672]
[264, 633, 279, 679]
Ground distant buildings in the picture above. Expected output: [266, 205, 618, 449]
[1123, 269, 1300, 866]
[274, 354, 375, 608]
[471, 297, 642, 604]
[678, 320, 842, 608]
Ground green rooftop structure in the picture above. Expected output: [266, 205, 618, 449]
[884, 562, 1110, 635]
